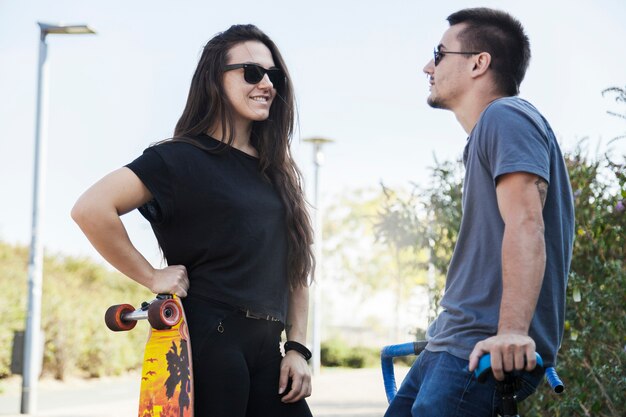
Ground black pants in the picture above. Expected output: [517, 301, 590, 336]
[183, 295, 312, 417]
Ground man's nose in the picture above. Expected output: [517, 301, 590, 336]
[423, 59, 434, 75]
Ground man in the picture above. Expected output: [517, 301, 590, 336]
[384, 8, 574, 416]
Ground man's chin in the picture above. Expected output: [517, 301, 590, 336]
[427, 96, 447, 109]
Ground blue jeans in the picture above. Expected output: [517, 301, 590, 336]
[384, 350, 542, 417]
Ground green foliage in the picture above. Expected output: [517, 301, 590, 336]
[322, 189, 390, 293]
[323, 188, 431, 341]
[0, 242, 152, 379]
[375, 185, 425, 252]
[323, 188, 429, 297]
[320, 338, 349, 367]
[320, 338, 380, 368]
[525, 146, 626, 416]
[0, 243, 29, 378]
[374, 161, 463, 321]
[419, 158, 464, 279]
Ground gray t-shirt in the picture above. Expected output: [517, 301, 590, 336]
[426, 97, 574, 367]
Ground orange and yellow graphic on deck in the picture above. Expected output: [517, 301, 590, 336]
[138, 298, 193, 417]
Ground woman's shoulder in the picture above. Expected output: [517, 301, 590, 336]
[147, 138, 207, 156]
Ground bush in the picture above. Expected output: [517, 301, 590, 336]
[525, 147, 626, 416]
[320, 338, 350, 367]
[320, 338, 380, 368]
[0, 242, 152, 379]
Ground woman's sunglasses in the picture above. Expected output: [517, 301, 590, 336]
[223, 63, 285, 89]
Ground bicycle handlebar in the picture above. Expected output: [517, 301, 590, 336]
[474, 353, 564, 394]
[474, 353, 543, 382]
[544, 366, 565, 393]
[381, 343, 564, 404]
[381, 341, 427, 403]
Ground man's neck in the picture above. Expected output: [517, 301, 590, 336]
[454, 93, 506, 135]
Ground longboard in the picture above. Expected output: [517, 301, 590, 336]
[105, 294, 194, 417]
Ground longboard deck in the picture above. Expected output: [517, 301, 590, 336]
[138, 296, 193, 417]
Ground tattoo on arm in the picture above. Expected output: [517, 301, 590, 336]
[535, 178, 548, 208]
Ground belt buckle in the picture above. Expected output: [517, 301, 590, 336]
[244, 309, 279, 322]
[245, 309, 264, 320]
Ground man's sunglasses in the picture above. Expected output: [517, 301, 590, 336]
[433, 48, 482, 66]
[223, 63, 285, 89]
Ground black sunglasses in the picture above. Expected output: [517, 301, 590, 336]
[433, 48, 482, 66]
[223, 63, 285, 89]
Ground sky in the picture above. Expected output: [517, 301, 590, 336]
[1, 0, 625, 268]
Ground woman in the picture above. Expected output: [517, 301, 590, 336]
[72, 24, 314, 417]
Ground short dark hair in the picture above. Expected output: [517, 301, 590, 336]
[447, 8, 530, 96]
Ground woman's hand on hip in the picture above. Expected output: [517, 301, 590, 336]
[149, 265, 189, 297]
[279, 350, 312, 403]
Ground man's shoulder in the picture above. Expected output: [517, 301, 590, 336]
[483, 96, 538, 118]
[478, 96, 546, 133]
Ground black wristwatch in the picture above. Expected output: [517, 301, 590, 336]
[284, 341, 312, 361]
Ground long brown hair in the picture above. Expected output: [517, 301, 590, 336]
[173, 24, 314, 289]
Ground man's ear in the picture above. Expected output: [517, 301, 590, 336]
[471, 52, 491, 78]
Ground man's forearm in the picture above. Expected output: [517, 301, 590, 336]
[499, 222, 546, 334]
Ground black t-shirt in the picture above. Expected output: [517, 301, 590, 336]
[126, 135, 289, 321]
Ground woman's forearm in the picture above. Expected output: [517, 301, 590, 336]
[286, 284, 309, 343]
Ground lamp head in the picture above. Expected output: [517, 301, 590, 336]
[38, 22, 96, 40]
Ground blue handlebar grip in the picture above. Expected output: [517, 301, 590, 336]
[545, 367, 564, 394]
[473, 353, 564, 393]
[474, 353, 544, 382]
[381, 342, 427, 403]
[474, 354, 494, 382]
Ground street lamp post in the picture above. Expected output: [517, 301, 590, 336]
[303, 137, 333, 376]
[21, 22, 95, 415]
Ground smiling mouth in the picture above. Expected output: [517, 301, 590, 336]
[251, 96, 270, 103]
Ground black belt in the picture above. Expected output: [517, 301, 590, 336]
[239, 308, 281, 322]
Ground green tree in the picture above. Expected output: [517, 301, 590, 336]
[417, 159, 464, 319]
[322, 188, 428, 341]
[373, 160, 464, 323]
[374, 184, 429, 339]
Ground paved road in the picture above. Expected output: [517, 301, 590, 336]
[0, 367, 409, 417]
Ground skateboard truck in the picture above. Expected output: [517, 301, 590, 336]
[105, 294, 183, 332]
